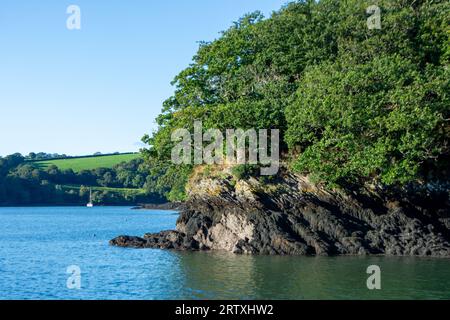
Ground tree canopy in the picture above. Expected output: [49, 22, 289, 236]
[142, 0, 448, 198]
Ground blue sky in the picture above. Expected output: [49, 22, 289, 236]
[0, 0, 288, 156]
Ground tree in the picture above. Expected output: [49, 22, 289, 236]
[285, 55, 448, 185]
[142, 0, 449, 197]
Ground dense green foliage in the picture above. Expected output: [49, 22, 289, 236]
[143, 0, 449, 198]
[285, 1, 449, 185]
[0, 153, 164, 205]
[286, 56, 448, 185]
[34, 153, 141, 172]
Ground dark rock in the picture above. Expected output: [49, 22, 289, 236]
[133, 202, 184, 211]
[109, 236, 148, 248]
[144, 231, 187, 250]
[110, 172, 450, 257]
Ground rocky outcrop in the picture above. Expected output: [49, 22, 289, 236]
[132, 202, 184, 211]
[110, 170, 450, 256]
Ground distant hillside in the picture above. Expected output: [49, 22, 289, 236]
[34, 153, 141, 172]
[0, 152, 165, 206]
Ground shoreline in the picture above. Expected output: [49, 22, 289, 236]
[110, 173, 450, 257]
[0, 203, 144, 208]
[132, 202, 184, 211]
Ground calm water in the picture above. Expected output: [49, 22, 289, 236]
[0, 206, 449, 300]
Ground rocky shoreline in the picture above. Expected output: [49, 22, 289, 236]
[110, 171, 450, 257]
[132, 202, 184, 211]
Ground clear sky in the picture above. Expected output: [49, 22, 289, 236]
[0, 0, 288, 157]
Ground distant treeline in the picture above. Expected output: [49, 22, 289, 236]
[26, 152, 69, 161]
[0, 153, 166, 205]
[25, 151, 136, 161]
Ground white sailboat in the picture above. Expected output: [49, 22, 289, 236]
[86, 188, 94, 207]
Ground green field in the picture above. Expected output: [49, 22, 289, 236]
[34, 153, 141, 172]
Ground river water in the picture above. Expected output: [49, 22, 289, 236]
[0, 206, 449, 300]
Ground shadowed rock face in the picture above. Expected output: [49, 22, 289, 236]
[110, 172, 450, 256]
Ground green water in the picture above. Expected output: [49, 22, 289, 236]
[176, 252, 450, 299]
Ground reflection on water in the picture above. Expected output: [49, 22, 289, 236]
[0, 207, 449, 300]
[174, 251, 450, 300]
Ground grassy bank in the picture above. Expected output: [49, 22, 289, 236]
[34, 153, 141, 172]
